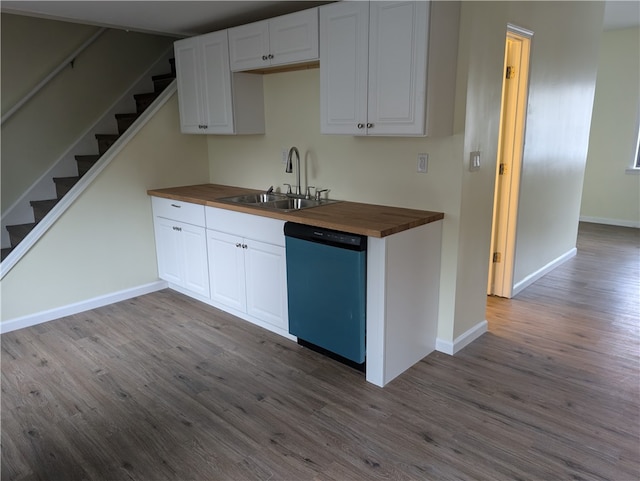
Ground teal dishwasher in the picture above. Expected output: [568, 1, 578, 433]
[284, 222, 366, 370]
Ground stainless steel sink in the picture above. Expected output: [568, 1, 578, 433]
[218, 193, 340, 212]
[220, 193, 285, 204]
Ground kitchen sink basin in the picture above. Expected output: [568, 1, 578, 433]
[217, 193, 340, 212]
[220, 193, 285, 204]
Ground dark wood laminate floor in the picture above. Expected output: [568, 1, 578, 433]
[2, 222, 639, 481]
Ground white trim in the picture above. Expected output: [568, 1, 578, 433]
[579, 216, 640, 228]
[0, 82, 177, 279]
[507, 23, 534, 39]
[512, 247, 577, 296]
[0, 281, 167, 334]
[436, 320, 488, 355]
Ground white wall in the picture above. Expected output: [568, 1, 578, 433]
[581, 27, 640, 227]
[1, 14, 174, 210]
[0, 96, 209, 322]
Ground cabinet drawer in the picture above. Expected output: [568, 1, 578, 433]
[152, 196, 205, 226]
[206, 207, 285, 247]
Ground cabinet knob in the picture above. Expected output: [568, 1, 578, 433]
[367, 123, 374, 129]
[173, 226, 182, 232]
[242, 244, 248, 249]
[357, 123, 365, 129]
[236, 243, 242, 248]
[268, 54, 274, 59]
[262, 55, 268, 61]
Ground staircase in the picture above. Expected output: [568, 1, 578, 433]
[1, 59, 176, 262]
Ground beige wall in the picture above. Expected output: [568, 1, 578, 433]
[0, 2, 606, 344]
[0, 96, 209, 322]
[508, 1, 605, 284]
[1, 14, 174, 210]
[581, 27, 640, 227]
[207, 1, 605, 343]
[1, 14, 99, 113]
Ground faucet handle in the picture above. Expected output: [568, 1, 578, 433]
[315, 188, 329, 201]
[283, 183, 292, 194]
[266, 185, 274, 194]
[305, 186, 315, 199]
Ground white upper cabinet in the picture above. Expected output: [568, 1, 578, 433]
[320, 1, 459, 137]
[229, 8, 319, 71]
[174, 30, 265, 135]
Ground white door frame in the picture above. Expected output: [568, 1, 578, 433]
[488, 24, 533, 298]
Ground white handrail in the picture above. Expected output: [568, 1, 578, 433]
[1, 27, 107, 125]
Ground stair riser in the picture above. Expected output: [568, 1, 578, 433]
[153, 77, 174, 92]
[31, 200, 58, 223]
[6, 224, 36, 248]
[135, 94, 159, 114]
[54, 179, 79, 199]
[116, 117, 137, 135]
[76, 158, 99, 177]
[97, 137, 118, 155]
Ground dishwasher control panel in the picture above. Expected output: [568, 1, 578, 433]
[284, 222, 366, 251]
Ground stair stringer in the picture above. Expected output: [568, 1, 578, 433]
[0, 81, 177, 280]
[0, 47, 174, 249]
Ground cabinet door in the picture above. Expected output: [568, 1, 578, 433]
[269, 8, 319, 67]
[200, 30, 235, 134]
[228, 20, 270, 71]
[154, 217, 183, 285]
[319, 2, 369, 135]
[207, 230, 246, 312]
[244, 240, 288, 330]
[367, 1, 428, 135]
[174, 37, 205, 133]
[180, 224, 210, 298]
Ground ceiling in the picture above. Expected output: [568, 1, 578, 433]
[1, 1, 638, 38]
[0, 1, 334, 38]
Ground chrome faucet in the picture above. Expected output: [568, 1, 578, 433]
[285, 146, 302, 197]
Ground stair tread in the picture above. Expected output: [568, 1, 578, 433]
[75, 154, 100, 161]
[6, 222, 37, 231]
[115, 112, 139, 120]
[134, 91, 159, 100]
[152, 72, 175, 81]
[30, 198, 58, 206]
[53, 176, 80, 182]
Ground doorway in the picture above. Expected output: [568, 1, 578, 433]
[488, 25, 532, 298]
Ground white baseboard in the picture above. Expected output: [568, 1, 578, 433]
[512, 247, 577, 297]
[579, 216, 640, 229]
[436, 320, 488, 355]
[0, 280, 168, 334]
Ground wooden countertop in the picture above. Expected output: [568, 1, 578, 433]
[147, 184, 444, 238]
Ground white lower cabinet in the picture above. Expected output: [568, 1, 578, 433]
[205, 207, 289, 334]
[151, 198, 209, 298]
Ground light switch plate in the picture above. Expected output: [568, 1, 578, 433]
[417, 153, 428, 173]
[469, 151, 481, 172]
